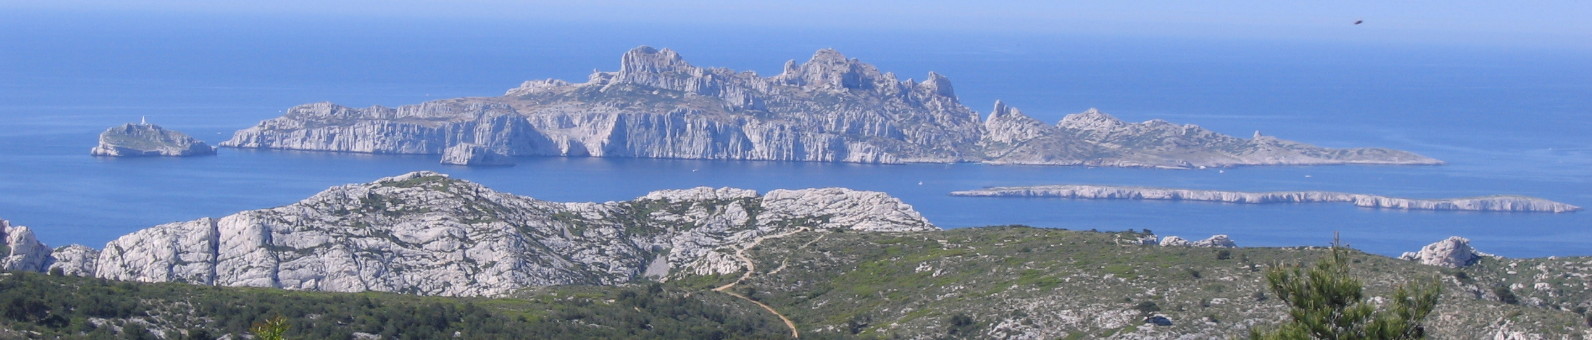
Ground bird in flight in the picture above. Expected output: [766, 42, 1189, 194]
[1354, 19, 1364, 25]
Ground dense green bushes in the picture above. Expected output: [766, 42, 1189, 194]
[0, 272, 784, 339]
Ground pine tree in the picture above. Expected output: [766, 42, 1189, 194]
[1250, 242, 1440, 339]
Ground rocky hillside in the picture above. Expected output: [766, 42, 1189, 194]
[725, 227, 1592, 339]
[5, 225, 1588, 339]
[953, 184, 1582, 213]
[221, 46, 1439, 168]
[38, 171, 935, 297]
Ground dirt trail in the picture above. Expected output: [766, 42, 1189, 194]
[713, 228, 808, 338]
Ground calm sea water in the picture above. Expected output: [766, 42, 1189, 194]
[2, 12, 1588, 257]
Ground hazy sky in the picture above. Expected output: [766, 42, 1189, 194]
[6, 0, 1589, 49]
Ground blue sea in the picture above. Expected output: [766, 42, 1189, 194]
[2, 11, 1588, 257]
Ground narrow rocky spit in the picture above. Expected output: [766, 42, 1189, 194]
[221, 46, 1440, 168]
[952, 185, 1581, 213]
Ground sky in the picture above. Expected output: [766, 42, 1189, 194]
[3, 1, 1589, 50]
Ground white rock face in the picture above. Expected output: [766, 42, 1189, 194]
[440, 143, 515, 166]
[47, 245, 99, 276]
[0, 220, 54, 271]
[225, 47, 982, 165]
[1159, 235, 1236, 248]
[1400, 236, 1484, 268]
[91, 123, 216, 157]
[78, 171, 937, 297]
[222, 46, 1439, 168]
[1192, 235, 1237, 248]
[953, 185, 1580, 213]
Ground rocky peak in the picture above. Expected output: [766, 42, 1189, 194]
[1400, 236, 1485, 268]
[1057, 108, 1126, 131]
[983, 100, 1054, 144]
[0, 219, 54, 272]
[921, 71, 956, 100]
[618, 46, 692, 76]
[775, 49, 893, 92]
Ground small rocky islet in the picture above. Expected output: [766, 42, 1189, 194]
[89, 122, 216, 157]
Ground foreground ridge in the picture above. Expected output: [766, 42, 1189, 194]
[30, 171, 937, 297]
[1, 222, 1588, 338]
[221, 46, 1440, 168]
[952, 184, 1581, 213]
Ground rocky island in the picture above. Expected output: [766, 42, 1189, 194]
[952, 185, 1582, 213]
[90, 122, 216, 157]
[220, 46, 1440, 168]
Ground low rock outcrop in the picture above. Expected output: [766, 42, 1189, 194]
[952, 185, 1581, 213]
[440, 143, 515, 166]
[222, 46, 1439, 168]
[46, 245, 98, 276]
[75, 172, 935, 296]
[1400, 236, 1486, 268]
[1159, 235, 1238, 248]
[91, 123, 216, 157]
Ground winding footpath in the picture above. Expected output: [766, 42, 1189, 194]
[714, 228, 810, 338]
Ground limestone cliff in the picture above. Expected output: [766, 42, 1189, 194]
[91, 123, 216, 157]
[952, 185, 1581, 213]
[0, 220, 54, 272]
[440, 143, 515, 166]
[222, 46, 1439, 168]
[77, 172, 934, 296]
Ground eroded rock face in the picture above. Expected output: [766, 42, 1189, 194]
[0, 220, 54, 272]
[47, 245, 98, 276]
[440, 143, 515, 166]
[1401, 236, 1485, 268]
[91, 123, 216, 157]
[82, 171, 937, 296]
[223, 46, 1439, 168]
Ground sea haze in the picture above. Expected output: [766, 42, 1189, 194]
[1, 12, 1588, 257]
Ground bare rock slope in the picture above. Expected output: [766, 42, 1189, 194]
[222, 46, 1439, 168]
[59, 172, 935, 297]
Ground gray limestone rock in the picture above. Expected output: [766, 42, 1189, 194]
[1400, 236, 1485, 268]
[0, 220, 54, 272]
[91, 123, 216, 157]
[47, 245, 98, 276]
[440, 143, 515, 166]
[223, 46, 1437, 168]
[1192, 235, 1237, 248]
[1159, 235, 1236, 248]
[83, 171, 937, 296]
